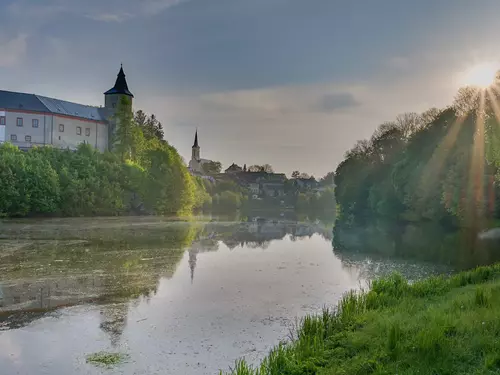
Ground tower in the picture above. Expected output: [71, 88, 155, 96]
[192, 130, 200, 161]
[104, 65, 134, 147]
[188, 130, 203, 173]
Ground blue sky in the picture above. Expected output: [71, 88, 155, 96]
[2, 0, 500, 176]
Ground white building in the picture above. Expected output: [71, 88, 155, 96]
[0, 65, 133, 152]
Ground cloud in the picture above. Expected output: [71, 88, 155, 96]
[87, 13, 133, 23]
[142, 0, 187, 15]
[314, 93, 360, 113]
[7, 0, 189, 23]
[0, 34, 28, 67]
[196, 85, 365, 117]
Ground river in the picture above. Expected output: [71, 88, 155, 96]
[0, 215, 453, 374]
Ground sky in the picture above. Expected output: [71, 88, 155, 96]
[2, 0, 500, 177]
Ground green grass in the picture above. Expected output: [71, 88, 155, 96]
[85, 351, 129, 368]
[221, 264, 500, 375]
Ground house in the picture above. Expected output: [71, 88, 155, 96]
[249, 182, 260, 195]
[0, 65, 133, 152]
[225, 163, 243, 174]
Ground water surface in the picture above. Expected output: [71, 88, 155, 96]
[0, 216, 451, 374]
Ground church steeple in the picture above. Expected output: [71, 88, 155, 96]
[104, 64, 134, 97]
[193, 130, 199, 148]
[191, 130, 200, 162]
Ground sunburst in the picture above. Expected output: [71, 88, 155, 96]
[461, 63, 498, 88]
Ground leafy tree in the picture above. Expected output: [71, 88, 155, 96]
[291, 171, 300, 179]
[249, 164, 274, 173]
[202, 161, 222, 175]
[320, 172, 335, 186]
[112, 97, 144, 161]
[135, 110, 164, 142]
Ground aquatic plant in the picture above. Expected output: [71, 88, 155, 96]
[85, 351, 129, 367]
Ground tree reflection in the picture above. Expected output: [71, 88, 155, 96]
[333, 220, 500, 271]
[0, 215, 334, 331]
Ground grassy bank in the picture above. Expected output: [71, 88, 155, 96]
[223, 264, 500, 375]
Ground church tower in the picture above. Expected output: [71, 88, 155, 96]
[189, 130, 202, 173]
[192, 130, 200, 161]
[104, 65, 134, 147]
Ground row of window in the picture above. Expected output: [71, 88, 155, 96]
[10, 135, 31, 142]
[1, 117, 92, 137]
[10, 126, 91, 143]
[9, 117, 39, 128]
[57, 124, 90, 136]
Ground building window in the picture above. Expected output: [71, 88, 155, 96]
[25, 135, 31, 142]
[76, 126, 82, 135]
[85, 128, 91, 137]
[10, 134, 17, 141]
[0, 116, 5, 125]
[59, 124, 64, 132]
[16, 117, 23, 127]
[32, 119, 39, 128]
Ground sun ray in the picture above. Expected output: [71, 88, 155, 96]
[464, 90, 486, 225]
[417, 113, 465, 203]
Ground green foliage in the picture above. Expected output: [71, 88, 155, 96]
[86, 352, 129, 368]
[222, 263, 500, 375]
[295, 188, 336, 214]
[112, 96, 144, 161]
[213, 191, 244, 211]
[0, 104, 208, 217]
[134, 110, 164, 142]
[202, 160, 222, 175]
[336, 85, 500, 228]
[249, 164, 274, 173]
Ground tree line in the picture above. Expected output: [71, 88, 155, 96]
[335, 79, 500, 230]
[0, 97, 210, 217]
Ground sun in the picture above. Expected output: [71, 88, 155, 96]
[461, 62, 498, 88]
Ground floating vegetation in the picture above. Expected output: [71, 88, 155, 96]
[85, 351, 129, 367]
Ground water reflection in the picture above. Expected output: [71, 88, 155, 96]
[0, 216, 332, 325]
[333, 219, 500, 270]
[0, 215, 458, 375]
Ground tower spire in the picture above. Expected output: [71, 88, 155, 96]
[104, 65, 134, 97]
[193, 130, 199, 148]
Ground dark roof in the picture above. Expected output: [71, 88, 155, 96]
[104, 66, 134, 97]
[226, 163, 242, 171]
[0, 90, 49, 113]
[193, 130, 199, 148]
[0, 90, 107, 122]
[36, 95, 107, 122]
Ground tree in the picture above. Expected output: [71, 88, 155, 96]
[320, 172, 335, 186]
[113, 97, 144, 161]
[202, 161, 222, 175]
[299, 173, 310, 179]
[291, 171, 300, 179]
[135, 110, 164, 142]
[249, 164, 274, 173]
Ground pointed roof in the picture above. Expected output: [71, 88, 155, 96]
[104, 65, 134, 97]
[193, 130, 199, 148]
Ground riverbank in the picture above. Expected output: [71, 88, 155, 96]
[223, 263, 500, 374]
